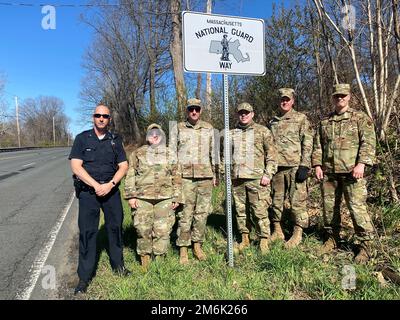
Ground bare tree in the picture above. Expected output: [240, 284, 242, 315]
[122, 0, 172, 123]
[312, 0, 400, 141]
[171, 0, 187, 120]
[81, 1, 174, 144]
[81, 3, 148, 144]
[242, 4, 317, 122]
[19, 96, 70, 146]
[0, 74, 8, 137]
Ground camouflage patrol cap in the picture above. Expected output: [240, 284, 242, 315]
[279, 88, 295, 99]
[236, 102, 254, 112]
[332, 83, 351, 96]
[187, 98, 202, 108]
[147, 123, 162, 132]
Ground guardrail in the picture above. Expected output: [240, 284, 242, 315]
[0, 147, 42, 153]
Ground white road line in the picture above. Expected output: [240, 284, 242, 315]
[15, 192, 76, 300]
[22, 162, 36, 168]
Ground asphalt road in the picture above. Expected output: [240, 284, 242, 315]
[0, 147, 75, 300]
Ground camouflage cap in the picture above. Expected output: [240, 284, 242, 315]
[187, 98, 202, 108]
[236, 102, 254, 112]
[147, 123, 162, 132]
[332, 83, 351, 96]
[279, 88, 295, 99]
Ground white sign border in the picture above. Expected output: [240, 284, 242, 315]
[182, 11, 266, 76]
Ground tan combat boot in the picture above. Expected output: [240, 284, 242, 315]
[285, 225, 303, 249]
[259, 238, 269, 255]
[270, 222, 285, 242]
[193, 242, 207, 261]
[318, 236, 337, 255]
[179, 246, 189, 265]
[140, 254, 151, 270]
[238, 233, 250, 252]
[354, 242, 371, 264]
[154, 254, 165, 262]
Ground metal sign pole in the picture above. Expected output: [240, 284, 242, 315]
[15, 96, 21, 148]
[223, 74, 234, 267]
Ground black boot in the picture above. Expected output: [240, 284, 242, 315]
[113, 266, 132, 277]
[74, 279, 89, 295]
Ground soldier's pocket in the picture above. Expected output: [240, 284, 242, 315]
[255, 184, 271, 203]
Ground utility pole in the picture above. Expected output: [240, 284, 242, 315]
[205, 0, 212, 114]
[15, 96, 21, 148]
[53, 116, 56, 147]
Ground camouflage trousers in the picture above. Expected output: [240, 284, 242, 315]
[132, 198, 175, 256]
[270, 167, 309, 228]
[321, 174, 374, 241]
[176, 178, 213, 247]
[233, 178, 271, 238]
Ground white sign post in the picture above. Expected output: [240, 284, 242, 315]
[182, 11, 265, 267]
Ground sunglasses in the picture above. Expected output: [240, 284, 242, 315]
[93, 113, 110, 119]
[333, 94, 348, 99]
[188, 106, 201, 113]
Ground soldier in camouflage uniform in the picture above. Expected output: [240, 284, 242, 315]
[312, 84, 376, 264]
[124, 124, 184, 269]
[268, 88, 313, 248]
[171, 98, 218, 265]
[228, 102, 278, 255]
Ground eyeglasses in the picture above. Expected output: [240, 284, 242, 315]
[93, 113, 110, 119]
[333, 94, 348, 99]
[187, 106, 201, 113]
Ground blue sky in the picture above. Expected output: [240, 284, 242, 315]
[0, 0, 293, 137]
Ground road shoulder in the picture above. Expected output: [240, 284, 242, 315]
[30, 196, 79, 300]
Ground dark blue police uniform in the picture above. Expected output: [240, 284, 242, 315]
[69, 129, 127, 282]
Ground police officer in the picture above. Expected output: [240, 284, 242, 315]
[268, 88, 313, 248]
[312, 84, 376, 263]
[228, 102, 278, 255]
[69, 104, 130, 294]
[171, 98, 218, 265]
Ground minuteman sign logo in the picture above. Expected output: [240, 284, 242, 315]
[182, 11, 265, 76]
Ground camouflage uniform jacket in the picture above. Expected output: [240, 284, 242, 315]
[172, 120, 218, 179]
[227, 121, 278, 180]
[268, 108, 313, 168]
[312, 108, 376, 173]
[124, 145, 184, 203]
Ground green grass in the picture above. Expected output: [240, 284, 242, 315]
[84, 183, 400, 300]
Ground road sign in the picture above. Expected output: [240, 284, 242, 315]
[182, 11, 265, 75]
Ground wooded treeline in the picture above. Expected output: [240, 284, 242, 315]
[0, 92, 71, 148]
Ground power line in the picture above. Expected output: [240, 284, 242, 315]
[0, 2, 172, 14]
[0, 2, 119, 7]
